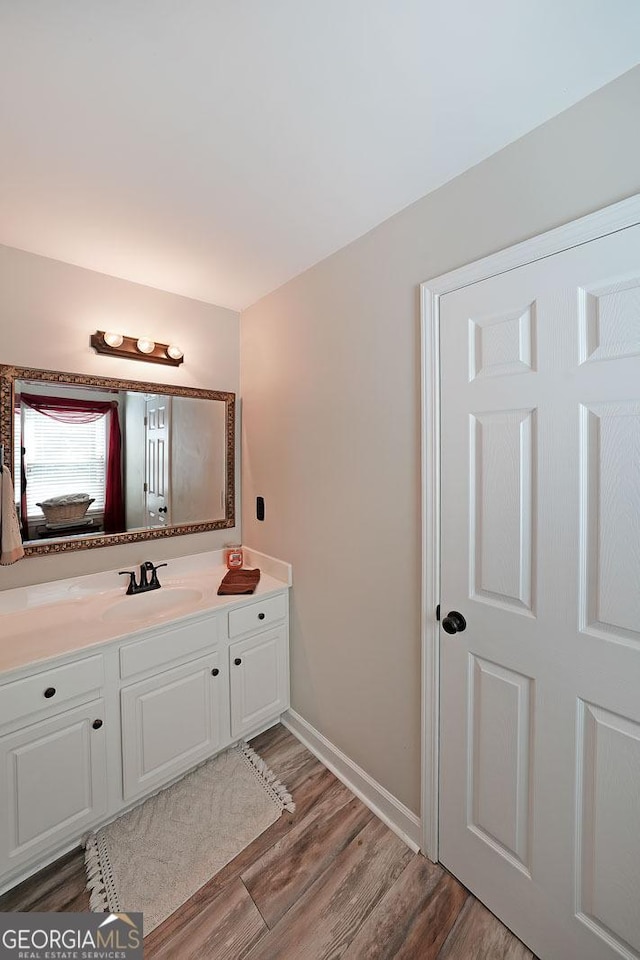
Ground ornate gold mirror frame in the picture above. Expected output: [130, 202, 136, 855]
[0, 365, 235, 556]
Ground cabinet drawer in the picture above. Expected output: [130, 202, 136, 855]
[228, 593, 287, 638]
[120, 616, 219, 679]
[0, 656, 104, 727]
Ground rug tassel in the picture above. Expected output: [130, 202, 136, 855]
[240, 741, 296, 813]
[83, 835, 108, 913]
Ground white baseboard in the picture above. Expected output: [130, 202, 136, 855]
[282, 709, 421, 853]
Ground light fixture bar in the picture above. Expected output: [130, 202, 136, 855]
[90, 331, 184, 367]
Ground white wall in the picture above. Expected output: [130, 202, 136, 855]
[0, 245, 240, 590]
[241, 66, 640, 814]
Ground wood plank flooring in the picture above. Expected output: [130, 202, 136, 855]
[0, 724, 537, 959]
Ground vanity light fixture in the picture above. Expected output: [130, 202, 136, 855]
[90, 331, 184, 367]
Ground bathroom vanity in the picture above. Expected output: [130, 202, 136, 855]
[0, 548, 291, 893]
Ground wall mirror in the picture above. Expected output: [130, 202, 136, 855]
[0, 365, 235, 555]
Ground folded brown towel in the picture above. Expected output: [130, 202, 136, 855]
[217, 567, 261, 595]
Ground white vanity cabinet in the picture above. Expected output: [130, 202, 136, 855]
[0, 569, 290, 895]
[0, 656, 107, 880]
[118, 611, 228, 801]
[229, 627, 289, 737]
[228, 594, 290, 738]
[120, 592, 291, 791]
[121, 651, 226, 801]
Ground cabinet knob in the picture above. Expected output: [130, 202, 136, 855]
[92, 719, 103, 730]
[234, 657, 242, 666]
[44, 687, 56, 699]
[211, 668, 219, 676]
[258, 612, 265, 620]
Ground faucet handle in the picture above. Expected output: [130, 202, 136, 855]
[118, 570, 138, 595]
[148, 562, 167, 587]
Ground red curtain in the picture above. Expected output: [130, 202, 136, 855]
[104, 410, 125, 533]
[20, 393, 125, 534]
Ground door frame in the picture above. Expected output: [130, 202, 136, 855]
[419, 192, 640, 862]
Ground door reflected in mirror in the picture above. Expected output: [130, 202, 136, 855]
[0, 365, 235, 554]
[123, 392, 228, 534]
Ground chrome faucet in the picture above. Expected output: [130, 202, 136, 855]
[118, 561, 168, 595]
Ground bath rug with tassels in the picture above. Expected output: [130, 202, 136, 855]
[84, 741, 294, 934]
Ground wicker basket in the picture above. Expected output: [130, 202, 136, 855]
[36, 493, 95, 523]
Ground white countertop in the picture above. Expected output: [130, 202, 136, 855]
[0, 547, 291, 676]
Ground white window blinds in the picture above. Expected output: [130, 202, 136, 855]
[21, 407, 107, 517]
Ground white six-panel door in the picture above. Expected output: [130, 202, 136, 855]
[145, 395, 171, 527]
[439, 223, 640, 960]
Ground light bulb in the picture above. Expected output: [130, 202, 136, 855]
[166, 344, 183, 360]
[103, 331, 124, 348]
[136, 337, 155, 355]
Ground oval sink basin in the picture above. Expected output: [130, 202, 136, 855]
[102, 588, 204, 623]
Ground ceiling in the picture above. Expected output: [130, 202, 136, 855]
[1, 1, 639, 311]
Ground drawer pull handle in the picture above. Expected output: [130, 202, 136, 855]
[234, 657, 242, 666]
[258, 613, 266, 620]
[211, 668, 220, 677]
[44, 687, 56, 699]
[92, 719, 103, 730]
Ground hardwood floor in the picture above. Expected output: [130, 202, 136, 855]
[0, 724, 537, 959]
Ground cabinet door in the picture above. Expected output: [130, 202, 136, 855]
[121, 652, 225, 801]
[229, 627, 289, 738]
[0, 700, 107, 879]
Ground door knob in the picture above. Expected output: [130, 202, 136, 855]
[158, 506, 168, 514]
[442, 611, 466, 635]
